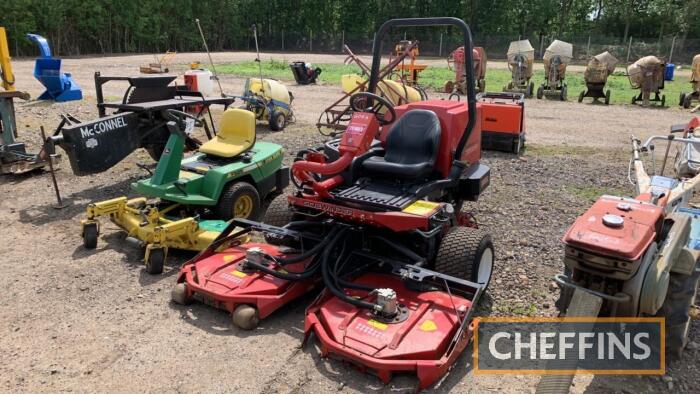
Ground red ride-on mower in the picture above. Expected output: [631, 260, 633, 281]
[273, 18, 494, 390]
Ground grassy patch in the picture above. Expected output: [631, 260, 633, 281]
[217, 59, 691, 106]
[495, 301, 538, 317]
[566, 185, 629, 202]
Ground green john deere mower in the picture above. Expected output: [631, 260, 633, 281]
[81, 108, 288, 274]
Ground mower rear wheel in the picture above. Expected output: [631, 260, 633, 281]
[536, 86, 544, 99]
[171, 283, 191, 305]
[528, 82, 535, 98]
[82, 222, 99, 249]
[435, 227, 495, 290]
[560, 86, 568, 101]
[269, 112, 286, 131]
[578, 91, 584, 103]
[145, 247, 165, 275]
[216, 182, 261, 221]
[263, 194, 295, 227]
[661, 95, 666, 107]
[605, 90, 611, 105]
[232, 304, 260, 330]
[679, 93, 686, 106]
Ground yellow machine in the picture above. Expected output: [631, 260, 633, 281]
[82, 197, 241, 270]
[1, 27, 57, 174]
[392, 40, 427, 86]
[0, 27, 18, 92]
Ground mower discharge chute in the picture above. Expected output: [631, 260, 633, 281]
[445, 46, 487, 95]
[81, 108, 289, 274]
[503, 39, 535, 97]
[556, 118, 700, 362]
[537, 39, 572, 101]
[628, 55, 666, 107]
[679, 54, 700, 109]
[579, 51, 618, 105]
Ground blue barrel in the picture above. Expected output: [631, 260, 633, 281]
[665, 63, 675, 81]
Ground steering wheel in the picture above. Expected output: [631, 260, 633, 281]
[349, 92, 397, 126]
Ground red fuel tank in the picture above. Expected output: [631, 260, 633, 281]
[562, 196, 664, 261]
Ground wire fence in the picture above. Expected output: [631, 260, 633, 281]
[246, 31, 699, 65]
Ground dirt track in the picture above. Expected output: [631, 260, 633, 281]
[1, 52, 699, 393]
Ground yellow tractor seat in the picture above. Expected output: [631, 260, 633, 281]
[199, 109, 256, 158]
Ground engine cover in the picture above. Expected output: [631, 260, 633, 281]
[563, 196, 663, 263]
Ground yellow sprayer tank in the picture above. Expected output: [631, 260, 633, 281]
[341, 74, 422, 106]
[248, 78, 292, 105]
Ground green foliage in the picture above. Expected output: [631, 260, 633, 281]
[0, 0, 697, 57]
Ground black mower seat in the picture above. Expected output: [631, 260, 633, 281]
[363, 109, 441, 179]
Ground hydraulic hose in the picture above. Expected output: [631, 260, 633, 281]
[275, 226, 341, 265]
[321, 229, 380, 312]
[243, 253, 321, 281]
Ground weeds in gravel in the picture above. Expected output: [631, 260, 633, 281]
[495, 302, 539, 316]
[565, 185, 629, 202]
[217, 60, 691, 106]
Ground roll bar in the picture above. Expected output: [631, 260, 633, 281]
[368, 17, 477, 161]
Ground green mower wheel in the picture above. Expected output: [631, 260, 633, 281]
[145, 247, 165, 275]
[216, 182, 261, 221]
[435, 227, 495, 290]
[82, 222, 99, 249]
[232, 304, 260, 330]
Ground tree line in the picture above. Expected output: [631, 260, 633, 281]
[1, 0, 698, 57]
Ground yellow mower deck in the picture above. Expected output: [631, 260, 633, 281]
[81, 196, 246, 274]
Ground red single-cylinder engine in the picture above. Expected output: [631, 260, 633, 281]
[562, 196, 664, 281]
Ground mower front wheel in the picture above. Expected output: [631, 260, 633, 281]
[263, 194, 295, 227]
[435, 227, 495, 290]
[232, 304, 260, 330]
[82, 222, 99, 249]
[536, 86, 544, 99]
[528, 82, 535, 98]
[171, 283, 191, 305]
[578, 91, 584, 103]
[145, 247, 165, 275]
[269, 112, 287, 131]
[605, 90, 611, 105]
[560, 86, 568, 101]
[679, 93, 686, 106]
[216, 182, 261, 221]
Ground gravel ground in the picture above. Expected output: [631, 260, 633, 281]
[1, 52, 699, 393]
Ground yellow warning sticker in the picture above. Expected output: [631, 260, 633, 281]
[402, 200, 440, 216]
[231, 270, 248, 278]
[419, 320, 438, 332]
[222, 255, 236, 262]
[367, 319, 388, 331]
